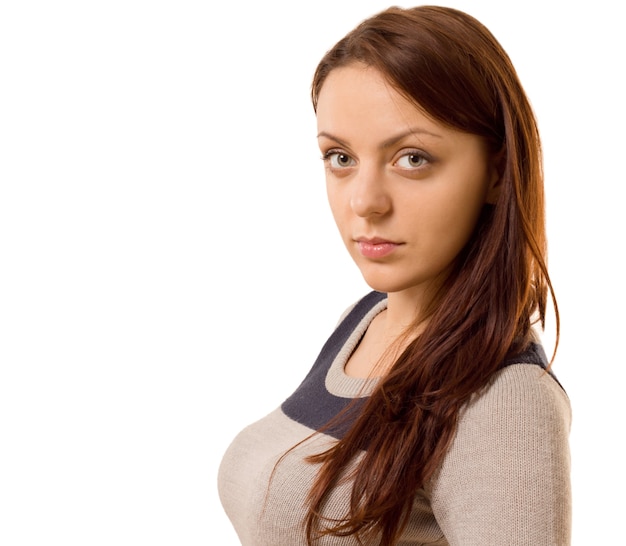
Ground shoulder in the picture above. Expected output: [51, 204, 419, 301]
[429, 364, 572, 544]
[450, 364, 571, 472]
[464, 363, 571, 427]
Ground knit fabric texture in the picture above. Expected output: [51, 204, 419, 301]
[218, 292, 571, 545]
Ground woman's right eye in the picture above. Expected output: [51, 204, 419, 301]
[323, 151, 356, 169]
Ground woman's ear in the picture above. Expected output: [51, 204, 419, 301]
[485, 146, 505, 205]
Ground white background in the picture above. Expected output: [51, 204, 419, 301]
[1, 0, 623, 544]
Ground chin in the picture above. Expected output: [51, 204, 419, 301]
[360, 274, 413, 295]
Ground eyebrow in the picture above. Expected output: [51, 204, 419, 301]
[317, 127, 442, 149]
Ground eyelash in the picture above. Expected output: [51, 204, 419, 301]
[321, 149, 431, 170]
[395, 150, 430, 169]
[321, 149, 355, 169]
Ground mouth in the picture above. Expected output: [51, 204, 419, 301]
[354, 237, 402, 258]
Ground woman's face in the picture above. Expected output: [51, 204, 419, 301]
[316, 64, 499, 301]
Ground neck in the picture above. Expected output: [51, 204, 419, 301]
[384, 288, 432, 339]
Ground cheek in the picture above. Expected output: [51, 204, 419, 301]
[326, 185, 348, 231]
[411, 178, 489, 251]
[445, 189, 487, 233]
[327, 191, 347, 235]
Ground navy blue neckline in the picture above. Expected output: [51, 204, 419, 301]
[281, 291, 559, 439]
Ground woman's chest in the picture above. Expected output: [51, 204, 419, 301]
[218, 408, 446, 546]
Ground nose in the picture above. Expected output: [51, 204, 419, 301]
[350, 165, 391, 217]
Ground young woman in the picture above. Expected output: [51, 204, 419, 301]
[218, 6, 571, 545]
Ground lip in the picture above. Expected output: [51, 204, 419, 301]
[355, 237, 402, 258]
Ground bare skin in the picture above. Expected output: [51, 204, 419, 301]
[316, 64, 499, 378]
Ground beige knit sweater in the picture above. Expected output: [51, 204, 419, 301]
[218, 292, 571, 545]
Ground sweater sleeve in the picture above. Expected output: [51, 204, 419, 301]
[428, 364, 572, 545]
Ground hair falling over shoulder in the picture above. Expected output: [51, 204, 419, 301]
[305, 5, 559, 545]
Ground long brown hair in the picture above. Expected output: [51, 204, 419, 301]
[305, 5, 559, 544]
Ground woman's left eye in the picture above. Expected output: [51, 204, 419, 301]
[395, 152, 428, 169]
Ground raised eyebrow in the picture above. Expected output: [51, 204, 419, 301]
[317, 128, 441, 150]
